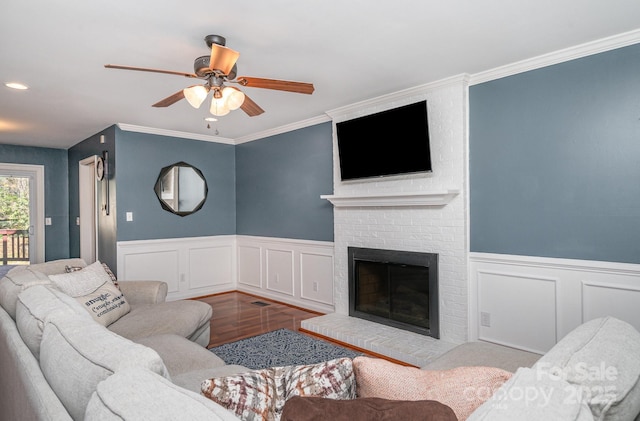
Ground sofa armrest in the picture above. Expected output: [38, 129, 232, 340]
[118, 281, 168, 305]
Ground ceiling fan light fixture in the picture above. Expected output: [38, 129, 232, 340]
[222, 86, 245, 111]
[183, 85, 209, 108]
[210, 96, 230, 116]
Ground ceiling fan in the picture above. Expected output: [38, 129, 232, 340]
[105, 34, 314, 117]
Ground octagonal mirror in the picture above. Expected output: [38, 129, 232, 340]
[154, 162, 208, 217]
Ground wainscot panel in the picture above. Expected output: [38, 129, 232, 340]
[117, 236, 236, 301]
[470, 252, 640, 353]
[237, 245, 262, 288]
[236, 236, 335, 313]
[265, 248, 295, 296]
[477, 270, 557, 353]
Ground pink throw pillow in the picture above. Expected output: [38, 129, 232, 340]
[353, 356, 512, 421]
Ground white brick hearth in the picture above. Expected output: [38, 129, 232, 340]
[304, 76, 469, 365]
[301, 313, 457, 367]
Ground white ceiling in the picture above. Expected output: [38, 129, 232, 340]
[2, 0, 640, 149]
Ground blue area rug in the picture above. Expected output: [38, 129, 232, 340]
[209, 328, 363, 369]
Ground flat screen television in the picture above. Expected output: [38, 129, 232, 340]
[336, 100, 432, 181]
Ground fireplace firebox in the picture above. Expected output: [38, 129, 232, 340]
[348, 247, 439, 339]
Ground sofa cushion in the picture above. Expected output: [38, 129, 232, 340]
[201, 357, 356, 421]
[84, 368, 239, 421]
[0, 268, 51, 320]
[49, 261, 131, 327]
[422, 341, 542, 372]
[15, 285, 91, 359]
[467, 367, 594, 421]
[108, 299, 212, 345]
[353, 356, 512, 421]
[534, 316, 640, 421]
[135, 334, 227, 377]
[39, 312, 170, 421]
[281, 396, 458, 421]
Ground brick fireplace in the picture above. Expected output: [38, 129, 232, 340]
[301, 77, 469, 365]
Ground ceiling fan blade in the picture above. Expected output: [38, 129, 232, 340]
[236, 77, 314, 94]
[152, 90, 185, 107]
[105, 64, 198, 78]
[209, 44, 240, 76]
[240, 94, 265, 117]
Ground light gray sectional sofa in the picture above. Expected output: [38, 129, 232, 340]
[1, 258, 639, 420]
[0, 259, 248, 420]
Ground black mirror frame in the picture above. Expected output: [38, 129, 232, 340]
[153, 161, 208, 217]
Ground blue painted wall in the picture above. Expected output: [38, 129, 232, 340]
[115, 128, 236, 241]
[470, 43, 640, 264]
[236, 122, 334, 241]
[0, 144, 69, 261]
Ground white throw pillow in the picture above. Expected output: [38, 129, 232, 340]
[49, 261, 130, 326]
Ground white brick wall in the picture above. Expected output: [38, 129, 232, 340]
[327, 77, 469, 343]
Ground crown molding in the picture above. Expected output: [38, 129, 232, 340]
[326, 74, 470, 120]
[233, 114, 331, 145]
[116, 123, 235, 145]
[470, 29, 640, 85]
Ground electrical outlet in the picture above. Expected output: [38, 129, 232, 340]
[313, 282, 318, 292]
[480, 312, 491, 327]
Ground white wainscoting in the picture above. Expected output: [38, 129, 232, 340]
[117, 236, 236, 301]
[117, 235, 335, 311]
[469, 252, 640, 354]
[237, 236, 335, 313]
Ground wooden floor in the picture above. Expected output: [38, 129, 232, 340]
[196, 291, 412, 365]
[196, 291, 323, 348]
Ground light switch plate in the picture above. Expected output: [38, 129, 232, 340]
[126, 212, 133, 222]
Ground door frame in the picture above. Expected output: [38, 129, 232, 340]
[79, 156, 99, 263]
[0, 163, 45, 263]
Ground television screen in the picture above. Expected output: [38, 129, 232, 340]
[336, 101, 432, 181]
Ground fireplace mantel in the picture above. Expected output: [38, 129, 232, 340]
[321, 189, 459, 208]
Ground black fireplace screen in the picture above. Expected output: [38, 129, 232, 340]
[348, 247, 439, 338]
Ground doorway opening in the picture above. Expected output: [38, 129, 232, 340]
[0, 163, 45, 266]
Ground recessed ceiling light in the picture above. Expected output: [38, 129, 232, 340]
[204, 117, 217, 122]
[5, 82, 29, 90]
